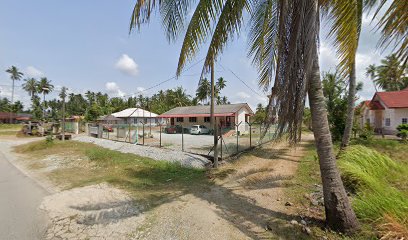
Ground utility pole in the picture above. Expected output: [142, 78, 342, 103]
[211, 59, 219, 168]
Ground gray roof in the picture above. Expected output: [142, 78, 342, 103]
[160, 103, 253, 117]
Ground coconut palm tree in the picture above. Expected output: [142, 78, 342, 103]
[37, 77, 54, 119]
[196, 78, 211, 104]
[129, 0, 393, 232]
[5, 66, 24, 123]
[366, 54, 408, 91]
[59, 87, 68, 141]
[22, 78, 38, 99]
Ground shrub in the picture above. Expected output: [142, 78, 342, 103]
[396, 124, 408, 141]
[45, 135, 54, 145]
[358, 123, 374, 141]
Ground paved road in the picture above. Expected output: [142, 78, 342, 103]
[0, 140, 48, 240]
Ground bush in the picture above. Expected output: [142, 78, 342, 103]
[396, 124, 408, 141]
[45, 135, 54, 144]
[358, 123, 374, 141]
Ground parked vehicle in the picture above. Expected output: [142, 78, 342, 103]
[103, 124, 113, 132]
[190, 125, 210, 135]
[165, 125, 178, 134]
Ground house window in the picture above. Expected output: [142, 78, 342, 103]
[176, 117, 184, 123]
[366, 118, 370, 124]
[402, 118, 408, 124]
[189, 117, 197, 123]
[385, 118, 391, 126]
[204, 117, 210, 122]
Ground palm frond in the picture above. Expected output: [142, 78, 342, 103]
[130, 0, 159, 32]
[324, 0, 363, 77]
[376, 0, 408, 66]
[247, 0, 279, 90]
[159, 0, 195, 42]
[176, 0, 225, 76]
[200, 0, 250, 77]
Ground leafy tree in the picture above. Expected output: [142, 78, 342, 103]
[195, 78, 211, 104]
[365, 54, 408, 91]
[253, 103, 266, 123]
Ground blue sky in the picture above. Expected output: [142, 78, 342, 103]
[0, 1, 390, 110]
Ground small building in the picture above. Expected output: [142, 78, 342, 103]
[159, 103, 254, 133]
[96, 115, 124, 124]
[112, 108, 165, 126]
[0, 112, 32, 123]
[360, 87, 408, 134]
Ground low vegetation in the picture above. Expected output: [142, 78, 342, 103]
[338, 145, 408, 238]
[287, 139, 408, 239]
[15, 140, 207, 203]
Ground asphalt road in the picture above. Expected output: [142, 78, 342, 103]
[0, 141, 48, 240]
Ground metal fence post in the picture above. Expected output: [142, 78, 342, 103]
[181, 125, 184, 152]
[220, 125, 223, 160]
[248, 122, 252, 148]
[128, 123, 131, 143]
[235, 121, 242, 153]
[159, 124, 162, 147]
[142, 123, 145, 145]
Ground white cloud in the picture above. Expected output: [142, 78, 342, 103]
[236, 91, 250, 100]
[105, 82, 125, 97]
[137, 87, 145, 92]
[115, 54, 139, 77]
[25, 66, 44, 78]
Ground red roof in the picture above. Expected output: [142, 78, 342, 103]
[373, 87, 408, 108]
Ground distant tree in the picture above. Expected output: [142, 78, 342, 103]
[5, 66, 24, 121]
[22, 78, 38, 99]
[366, 54, 408, 91]
[196, 78, 211, 104]
[37, 77, 54, 119]
[253, 103, 266, 123]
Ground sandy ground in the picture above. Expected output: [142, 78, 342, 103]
[8, 134, 312, 240]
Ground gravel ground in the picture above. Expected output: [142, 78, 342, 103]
[73, 135, 211, 169]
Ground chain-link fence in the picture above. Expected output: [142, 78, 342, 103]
[91, 121, 277, 159]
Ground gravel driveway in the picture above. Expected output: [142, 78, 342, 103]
[73, 135, 211, 168]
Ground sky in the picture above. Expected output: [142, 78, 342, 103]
[0, 0, 391, 111]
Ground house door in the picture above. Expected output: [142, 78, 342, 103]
[374, 111, 383, 130]
[171, 118, 175, 125]
[226, 117, 232, 128]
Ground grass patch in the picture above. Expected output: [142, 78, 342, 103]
[351, 138, 408, 163]
[338, 145, 408, 238]
[0, 130, 19, 136]
[0, 123, 22, 130]
[14, 140, 207, 201]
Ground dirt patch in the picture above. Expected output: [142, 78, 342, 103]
[40, 183, 145, 240]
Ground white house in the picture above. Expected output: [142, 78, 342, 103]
[112, 108, 165, 126]
[360, 87, 408, 134]
[159, 103, 254, 133]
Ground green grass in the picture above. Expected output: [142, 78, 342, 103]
[15, 140, 207, 201]
[287, 139, 408, 239]
[338, 146, 408, 225]
[0, 123, 22, 130]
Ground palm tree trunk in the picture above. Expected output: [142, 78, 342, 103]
[309, 45, 359, 233]
[211, 60, 219, 168]
[62, 100, 66, 142]
[341, 63, 356, 149]
[10, 79, 15, 123]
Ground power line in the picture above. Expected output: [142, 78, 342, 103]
[122, 58, 205, 98]
[216, 62, 266, 98]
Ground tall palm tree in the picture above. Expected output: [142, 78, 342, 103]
[59, 87, 68, 141]
[367, 54, 408, 91]
[215, 77, 227, 99]
[37, 77, 54, 119]
[5, 66, 24, 123]
[130, 0, 375, 232]
[22, 78, 38, 99]
[196, 78, 211, 104]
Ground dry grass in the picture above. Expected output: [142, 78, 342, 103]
[377, 215, 408, 240]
